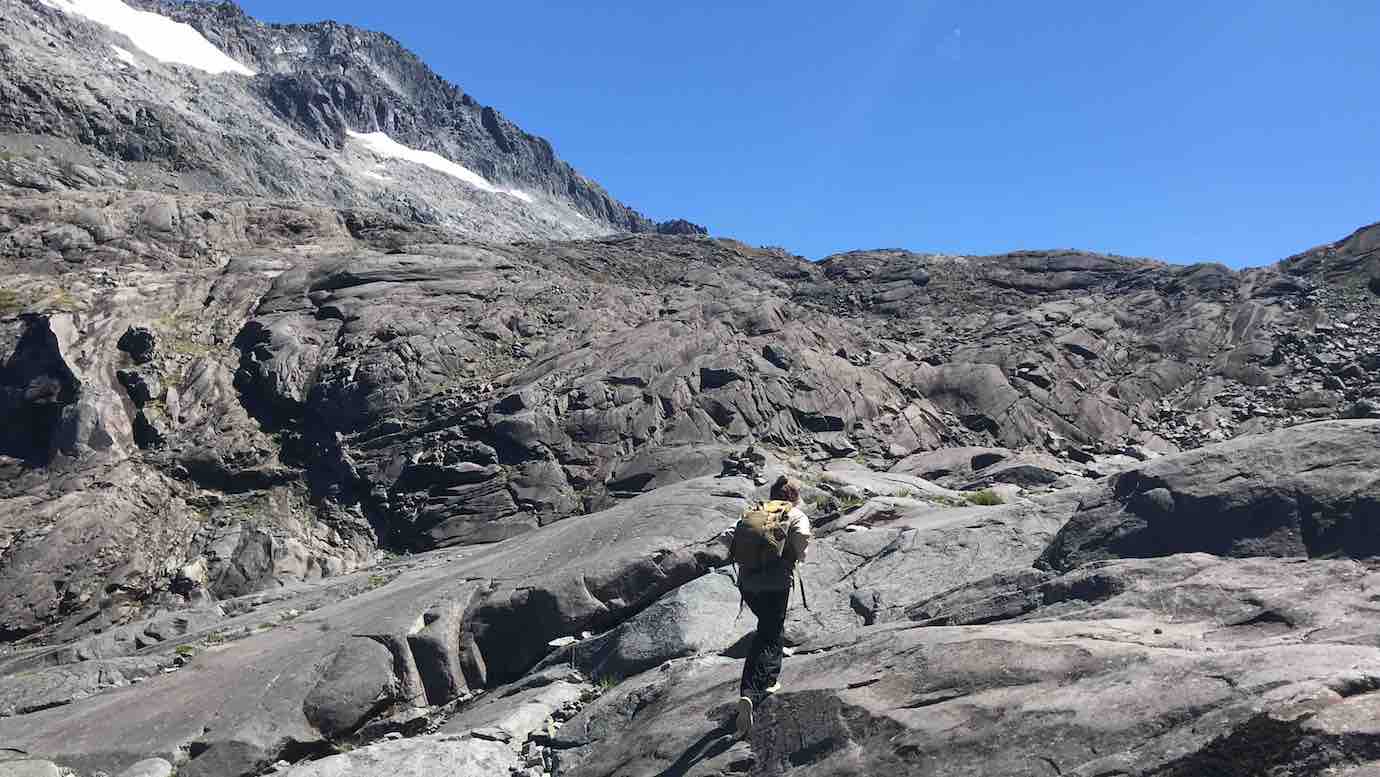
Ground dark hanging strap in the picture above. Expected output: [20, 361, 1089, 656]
[733, 561, 745, 622]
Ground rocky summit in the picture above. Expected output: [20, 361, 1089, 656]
[2, 1, 1380, 776]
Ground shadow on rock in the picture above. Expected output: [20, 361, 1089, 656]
[652, 722, 741, 777]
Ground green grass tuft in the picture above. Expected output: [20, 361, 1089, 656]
[836, 493, 866, 512]
[0, 288, 27, 315]
[48, 287, 82, 312]
[965, 489, 1005, 506]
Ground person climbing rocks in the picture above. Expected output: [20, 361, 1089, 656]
[728, 474, 812, 738]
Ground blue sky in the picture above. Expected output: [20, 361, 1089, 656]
[239, 1, 1380, 267]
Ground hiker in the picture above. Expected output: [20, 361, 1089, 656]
[729, 474, 811, 737]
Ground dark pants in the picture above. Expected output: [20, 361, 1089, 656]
[740, 586, 790, 705]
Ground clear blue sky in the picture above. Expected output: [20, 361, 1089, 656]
[239, 1, 1379, 267]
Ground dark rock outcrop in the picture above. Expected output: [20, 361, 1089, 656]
[0, 314, 80, 464]
[1039, 420, 1380, 572]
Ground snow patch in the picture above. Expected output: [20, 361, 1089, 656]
[109, 44, 138, 67]
[345, 130, 533, 203]
[41, 0, 255, 76]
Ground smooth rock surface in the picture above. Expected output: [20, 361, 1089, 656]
[114, 758, 175, 777]
[554, 553, 1380, 777]
[0, 761, 60, 777]
[277, 735, 518, 777]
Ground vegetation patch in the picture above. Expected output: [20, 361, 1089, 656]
[966, 489, 1005, 506]
[54, 291, 82, 311]
[0, 288, 26, 315]
[836, 493, 867, 512]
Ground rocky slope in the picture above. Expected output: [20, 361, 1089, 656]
[4, 183, 1376, 644]
[0, 422, 1378, 777]
[3, 1, 1380, 776]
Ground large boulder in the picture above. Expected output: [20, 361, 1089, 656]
[555, 571, 743, 682]
[113, 759, 175, 777]
[889, 446, 1011, 485]
[784, 494, 1073, 639]
[957, 451, 1071, 490]
[1039, 420, 1380, 572]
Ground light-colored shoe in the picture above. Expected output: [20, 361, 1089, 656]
[736, 696, 753, 738]
[765, 681, 782, 694]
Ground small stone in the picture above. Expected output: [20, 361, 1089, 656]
[470, 726, 513, 743]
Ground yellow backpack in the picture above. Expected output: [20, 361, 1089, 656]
[729, 500, 794, 572]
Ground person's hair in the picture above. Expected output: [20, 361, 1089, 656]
[770, 475, 800, 504]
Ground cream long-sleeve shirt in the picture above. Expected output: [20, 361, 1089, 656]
[785, 505, 812, 563]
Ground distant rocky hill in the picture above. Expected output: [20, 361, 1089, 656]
[2, 2, 1380, 777]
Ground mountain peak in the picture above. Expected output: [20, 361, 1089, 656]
[6, 0, 703, 241]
